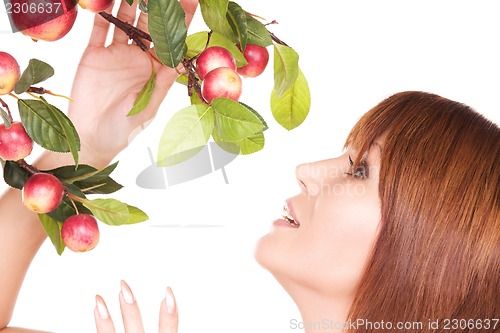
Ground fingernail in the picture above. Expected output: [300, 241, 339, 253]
[95, 295, 109, 320]
[120, 280, 135, 304]
[165, 286, 176, 314]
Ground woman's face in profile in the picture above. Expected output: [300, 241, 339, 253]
[255, 140, 383, 302]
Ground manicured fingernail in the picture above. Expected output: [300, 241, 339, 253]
[120, 280, 135, 304]
[95, 295, 109, 320]
[165, 287, 176, 314]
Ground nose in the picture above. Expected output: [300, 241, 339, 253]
[296, 158, 343, 196]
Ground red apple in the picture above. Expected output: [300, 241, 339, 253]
[237, 44, 269, 78]
[62, 214, 100, 252]
[196, 46, 236, 80]
[10, 0, 78, 42]
[0, 52, 21, 95]
[22, 173, 65, 213]
[78, 0, 113, 12]
[0, 122, 34, 161]
[201, 67, 242, 103]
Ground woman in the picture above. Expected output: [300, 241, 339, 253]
[2, 3, 499, 333]
[93, 91, 499, 333]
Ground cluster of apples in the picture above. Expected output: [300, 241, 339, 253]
[196, 44, 270, 103]
[9, 0, 113, 42]
[0, 51, 99, 252]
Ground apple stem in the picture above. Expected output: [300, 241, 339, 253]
[68, 195, 80, 215]
[27, 87, 74, 102]
[0, 97, 13, 123]
[98, 11, 151, 51]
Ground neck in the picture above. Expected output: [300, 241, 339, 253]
[281, 277, 353, 333]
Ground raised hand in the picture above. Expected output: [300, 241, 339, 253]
[94, 281, 178, 333]
[67, 0, 198, 167]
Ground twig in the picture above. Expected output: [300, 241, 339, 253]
[98, 11, 152, 51]
[264, 20, 289, 47]
[27, 87, 74, 102]
[17, 159, 40, 175]
[0, 97, 13, 123]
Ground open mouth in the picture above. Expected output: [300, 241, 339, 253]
[282, 202, 300, 228]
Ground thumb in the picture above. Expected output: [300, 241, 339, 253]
[159, 287, 179, 333]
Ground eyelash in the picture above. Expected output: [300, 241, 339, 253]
[346, 155, 368, 179]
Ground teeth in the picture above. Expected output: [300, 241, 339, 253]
[281, 204, 299, 228]
[282, 205, 295, 222]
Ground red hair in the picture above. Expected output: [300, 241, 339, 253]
[345, 91, 499, 332]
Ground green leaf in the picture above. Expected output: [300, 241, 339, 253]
[48, 183, 91, 222]
[271, 68, 311, 130]
[2, 161, 29, 189]
[126, 204, 149, 224]
[199, 0, 234, 39]
[212, 98, 266, 142]
[138, 0, 148, 12]
[176, 74, 189, 86]
[48, 162, 118, 183]
[14, 59, 54, 94]
[186, 31, 247, 67]
[18, 99, 80, 165]
[239, 102, 268, 131]
[213, 129, 264, 155]
[273, 44, 299, 97]
[48, 162, 123, 195]
[235, 131, 265, 154]
[0, 106, 11, 128]
[245, 13, 272, 47]
[157, 104, 214, 166]
[38, 214, 65, 255]
[82, 198, 130, 226]
[148, 0, 188, 68]
[128, 68, 156, 116]
[125, 0, 133, 5]
[226, 1, 247, 50]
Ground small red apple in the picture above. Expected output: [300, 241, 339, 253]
[201, 67, 242, 103]
[0, 122, 34, 161]
[237, 44, 269, 78]
[22, 173, 65, 213]
[78, 0, 113, 12]
[62, 214, 100, 252]
[10, 0, 78, 42]
[0, 52, 21, 95]
[196, 46, 237, 80]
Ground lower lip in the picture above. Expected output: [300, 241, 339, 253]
[272, 218, 294, 228]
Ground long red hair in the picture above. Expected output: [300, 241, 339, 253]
[345, 91, 499, 332]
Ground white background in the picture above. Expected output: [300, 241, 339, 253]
[1, 1, 500, 332]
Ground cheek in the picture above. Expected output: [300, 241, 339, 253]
[292, 191, 381, 296]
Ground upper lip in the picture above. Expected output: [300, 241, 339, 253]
[283, 199, 300, 228]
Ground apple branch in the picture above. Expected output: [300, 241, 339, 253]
[98, 11, 152, 51]
[17, 159, 40, 175]
[265, 21, 289, 47]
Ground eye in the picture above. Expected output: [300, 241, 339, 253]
[346, 155, 368, 179]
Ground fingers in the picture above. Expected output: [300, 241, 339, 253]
[88, 10, 111, 47]
[95, 295, 117, 333]
[159, 287, 179, 333]
[136, 8, 150, 49]
[113, 0, 139, 44]
[180, 0, 198, 28]
[119, 280, 147, 333]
